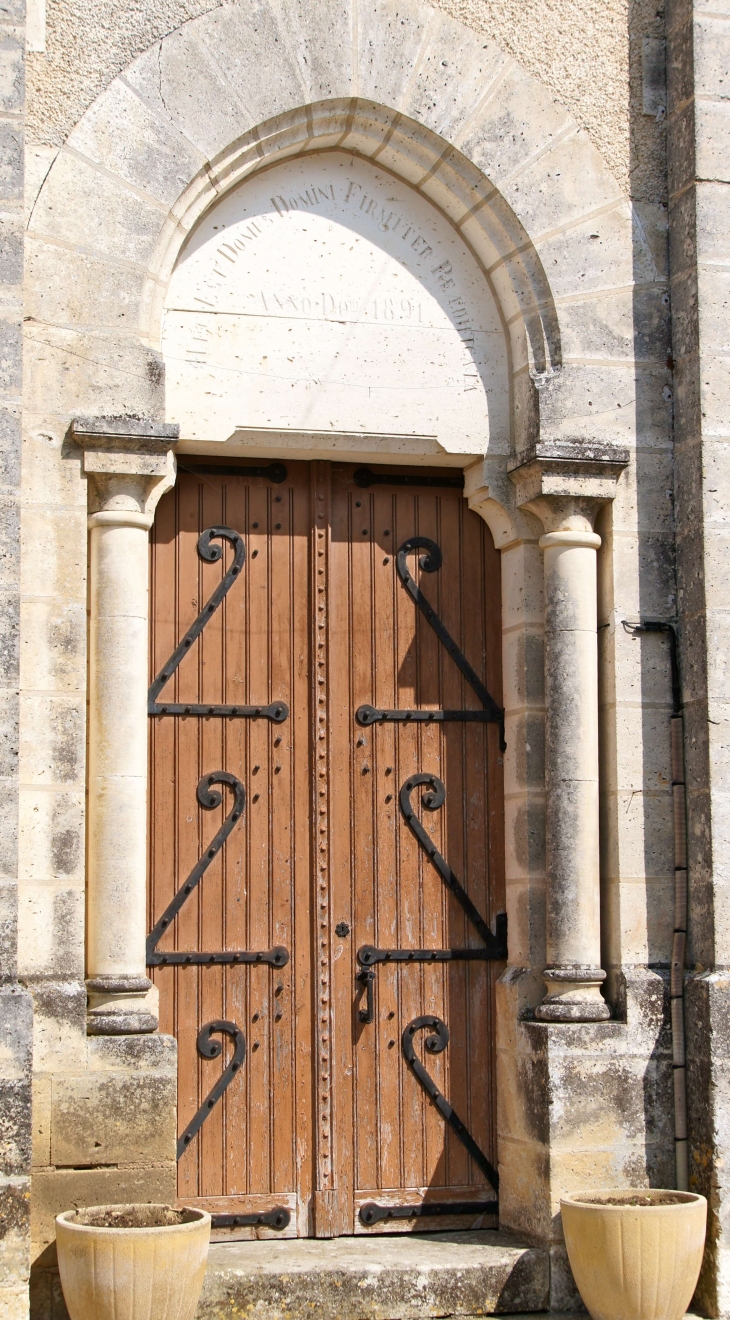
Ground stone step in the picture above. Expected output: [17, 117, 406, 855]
[196, 1230, 549, 1320]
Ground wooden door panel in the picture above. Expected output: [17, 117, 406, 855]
[328, 465, 504, 1229]
[149, 460, 503, 1237]
[149, 465, 313, 1238]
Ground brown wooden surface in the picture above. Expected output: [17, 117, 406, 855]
[148, 461, 503, 1238]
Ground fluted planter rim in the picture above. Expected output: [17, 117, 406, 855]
[56, 1204, 210, 1232]
[561, 1188, 704, 1209]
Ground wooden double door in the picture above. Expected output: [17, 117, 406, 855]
[148, 460, 505, 1237]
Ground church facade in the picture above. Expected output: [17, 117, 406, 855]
[1, 0, 729, 1315]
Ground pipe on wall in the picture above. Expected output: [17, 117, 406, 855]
[623, 621, 688, 1191]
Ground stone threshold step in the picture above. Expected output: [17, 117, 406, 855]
[196, 1229, 548, 1320]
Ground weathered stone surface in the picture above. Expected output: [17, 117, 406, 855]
[30, 1164, 178, 1262]
[198, 1232, 548, 1320]
[50, 1070, 177, 1167]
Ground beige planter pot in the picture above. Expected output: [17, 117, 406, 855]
[561, 1189, 707, 1320]
[56, 1203, 211, 1320]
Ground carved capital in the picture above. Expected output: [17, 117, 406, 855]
[71, 416, 180, 520]
[507, 439, 629, 534]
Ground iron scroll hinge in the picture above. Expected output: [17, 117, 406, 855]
[355, 537, 505, 748]
[146, 771, 290, 970]
[148, 526, 289, 723]
[398, 774, 507, 957]
[402, 1016, 499, 1190]
[177, 1020, 245, 1159]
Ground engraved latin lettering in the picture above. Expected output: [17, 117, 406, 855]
[271, 187, 335, 216]
[432, 259, 455, 290]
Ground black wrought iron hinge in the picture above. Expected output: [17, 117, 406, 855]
[356, 537, 505, 748]
[148, 527, 289, 722]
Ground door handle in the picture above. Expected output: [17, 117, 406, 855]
[356, 968, 375, 1024]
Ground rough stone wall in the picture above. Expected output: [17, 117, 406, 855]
[0, 0, 33, 1314]
[667, 0, 730, 1311]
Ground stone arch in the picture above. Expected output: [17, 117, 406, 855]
[26, 0, 649, 459]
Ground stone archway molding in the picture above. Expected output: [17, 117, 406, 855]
[27, 0, 640, 457]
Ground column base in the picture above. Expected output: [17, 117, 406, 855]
[534, 966, 611, 1022]
[86, 976, 158, 1035]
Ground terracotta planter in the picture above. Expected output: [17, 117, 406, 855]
[55, 1203, 211, 1320]
[561, 1189, 707, 1320]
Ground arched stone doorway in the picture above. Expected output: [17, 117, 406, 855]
[23, 0, 667, 1297]
[148, 150, 509, 1235]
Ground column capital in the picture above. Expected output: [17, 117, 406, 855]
[70, 416, 180, 518]
[507, 439, 629, 534]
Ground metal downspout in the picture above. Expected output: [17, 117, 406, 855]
[623, 621, 688, 1190]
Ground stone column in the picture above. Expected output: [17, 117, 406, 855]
[509, 442, 628, 1022]
[71, 419, 178, 1034]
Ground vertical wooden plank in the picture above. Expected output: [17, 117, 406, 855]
[370, 488, 400, 1193]
[290, 465, 314, 1232]
[341, 476, 378, 1196]
[198, 479, 226, 1200]
[391, 491, 422, 1195]
[220, 474, 249, 1199]
[175, 475, 207, 1202]
[413, 492, 448, 1192]
[327, 465, 356, 1232]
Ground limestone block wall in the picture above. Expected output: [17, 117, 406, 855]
[0, 0, 34, 1314]
[667, 0, 730, 1310]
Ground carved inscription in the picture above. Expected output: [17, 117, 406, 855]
[184, 175, 480, 393]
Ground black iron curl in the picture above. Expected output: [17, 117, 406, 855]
[402, 1015, 498, 1191]
[147, 772, 289, 969]
[149, 526, 288, 722]
[398, 773, 507, 958]
[177, 1020, 246, 1159]
[356, 537, 504, 743]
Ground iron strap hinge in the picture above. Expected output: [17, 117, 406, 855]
[355, 537, 505, 748]
[146, 771, 290, 970]
[148, 526, 289, 723]
[359, 1200, 498, 1225]
[356, 942, 505, 966]
[211, 1208, 291, 1230]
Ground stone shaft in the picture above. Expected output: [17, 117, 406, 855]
[536, 528, 609, 1021]
[86, 509, 156, 1030]
[73, 420, 178, 1035]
